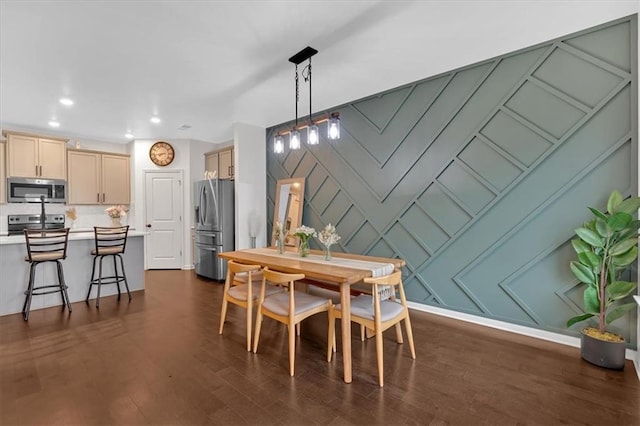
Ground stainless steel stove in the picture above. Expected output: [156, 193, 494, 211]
[7, 214, 66, 236]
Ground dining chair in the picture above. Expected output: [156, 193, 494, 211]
[327, 270, 416, 387]
[219, 261, 279, 351]
[253, 268, 333, 376]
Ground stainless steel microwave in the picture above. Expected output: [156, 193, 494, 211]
[7, 177, 67, 203]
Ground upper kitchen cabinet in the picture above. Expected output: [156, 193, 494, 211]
[0, 142, 5, 203]
[204, 146, 234, 179]
[67, 149, 130, 205]
[4, 131, 67, 179]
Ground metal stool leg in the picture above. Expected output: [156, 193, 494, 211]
[113, 254, 121, 301]
[86, 255, 98, 303]
[96, 256, 103, 308]
[56, 260, 72, 313]
[117, 254, 132, 301]
[22, 262, 37, 321]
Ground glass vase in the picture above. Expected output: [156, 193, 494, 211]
[323, 245, 332, 261]
[276, 238, 285, 255]
[299, 239, 310, 257]
[110, 217, 122, 227]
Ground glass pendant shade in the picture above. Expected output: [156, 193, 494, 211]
[274, 135, 284, 154]
[290, 130, 301, 150]
[328, 115, 341, 140]
[307, 124, 319, 145]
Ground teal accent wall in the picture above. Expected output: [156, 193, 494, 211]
[266, 16, 638, 346]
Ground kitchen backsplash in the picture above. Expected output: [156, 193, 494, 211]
[0, 203, 133, 235]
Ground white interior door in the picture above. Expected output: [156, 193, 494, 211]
[145, 170, 183, 269]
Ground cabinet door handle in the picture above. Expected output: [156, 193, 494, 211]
[97, 193, 100, 202]
[228, 166, 231, 176]
[36, 165, 39, 176]
[102, 193, 105, 202]
[39, 165, 42, 176]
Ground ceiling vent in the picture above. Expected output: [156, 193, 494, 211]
[177, 124, 192, 131]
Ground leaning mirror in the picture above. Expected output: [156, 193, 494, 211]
[272, 177, 305, 246]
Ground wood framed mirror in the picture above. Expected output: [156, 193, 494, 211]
[272, 177, 305, 246]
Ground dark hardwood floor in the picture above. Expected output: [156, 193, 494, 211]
[1, 269, 638, 425]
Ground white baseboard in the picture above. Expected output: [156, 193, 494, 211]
[407, 302, 639, 378]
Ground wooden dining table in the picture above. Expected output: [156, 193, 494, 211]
[217, 246, 405, 383]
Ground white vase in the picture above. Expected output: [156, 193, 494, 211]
[110, 217, 122, 227]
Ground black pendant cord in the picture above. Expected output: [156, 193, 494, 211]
[308, 57, 312, 125]
[295, 64, 299, 127]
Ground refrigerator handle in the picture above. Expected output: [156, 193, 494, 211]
[199, 183, 206, 225]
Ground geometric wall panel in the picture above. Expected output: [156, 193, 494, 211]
[480, 111, 553, 167]
[267, 16, 638, 347]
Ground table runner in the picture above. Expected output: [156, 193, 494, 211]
[252, 247, 395, 278]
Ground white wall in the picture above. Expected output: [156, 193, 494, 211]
[233, 122, 267, 250]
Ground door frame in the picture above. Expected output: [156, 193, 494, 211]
[143, 169, 184, 270]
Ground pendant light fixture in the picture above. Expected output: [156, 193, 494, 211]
[273, 46, 341, 153]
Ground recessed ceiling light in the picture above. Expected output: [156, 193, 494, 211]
[150, 116, 161, 124]
[48, 120, 60, 128]
[59, 97, 74, 106]
[125, 132, 134, 139]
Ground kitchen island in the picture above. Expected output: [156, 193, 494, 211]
[0, 230, 146, 317]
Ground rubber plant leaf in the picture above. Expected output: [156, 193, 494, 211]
[612, 246, 638, 267]
[607, 190, 623, 214]
[588, 207, 608, 221]
[577, 251, 601, 271]
[607, 281, 638, 300]
[616, 197, 640, 215]
[570, 261, 595, 285]
[571, 238, 591, 254]
[583, 286, 600, 315]
[607, 211, 632, 231]
[574, 227, 603, 247]
[606, 303, 637, 325]
[566, 313, 594, 328]
[610, 238, 638, 256]
[595, 218, 610, 238]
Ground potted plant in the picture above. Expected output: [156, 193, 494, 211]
[567, 189, 640, 369]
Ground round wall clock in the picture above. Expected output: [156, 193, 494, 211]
[149, 141, 175, 166]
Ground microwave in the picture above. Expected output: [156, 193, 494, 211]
[7, 177, 67, 203]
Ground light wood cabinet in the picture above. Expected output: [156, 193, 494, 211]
[5, 132, 67, 179]
[204, 146, 234, 179]
[0, 142, 5, 203]
[204, 151, 219, 177]
[67, 149, 130, 205]
[219, 148, 234, 179]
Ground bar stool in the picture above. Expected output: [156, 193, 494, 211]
[86, 225, 131, 307]
[22, 228, 72, 321]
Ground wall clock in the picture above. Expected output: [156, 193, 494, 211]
[149, 141, 175, 166]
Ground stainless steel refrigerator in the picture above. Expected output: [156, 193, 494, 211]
[194, 179, 234, 280]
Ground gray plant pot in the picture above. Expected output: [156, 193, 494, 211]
[580, 330, 626, 370]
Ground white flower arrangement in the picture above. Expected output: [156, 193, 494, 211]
[317, 223, 340, 248]
[274, 221, 286, 241]
[105, 205, 128, 219]
[293, 225, 316, 243]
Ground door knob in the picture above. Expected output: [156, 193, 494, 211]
[146, 224, 152, 228]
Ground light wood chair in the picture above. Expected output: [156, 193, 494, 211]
[219, 261, 280, 351]
[328, 270, 416, 387]
[253, 268, 332, 376]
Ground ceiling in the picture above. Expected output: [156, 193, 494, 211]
[0, 1, 636, 145]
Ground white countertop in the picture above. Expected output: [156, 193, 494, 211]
[0, 229, 148, 245]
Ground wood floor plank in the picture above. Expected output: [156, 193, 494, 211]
[0, 269, 638, 425]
